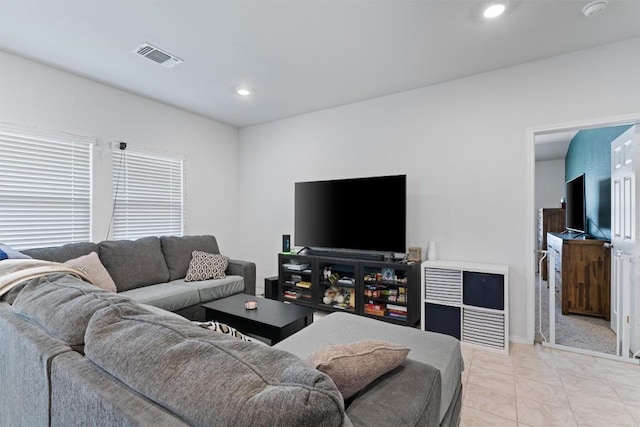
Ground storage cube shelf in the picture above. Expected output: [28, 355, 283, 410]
[421, 260, 509, 354]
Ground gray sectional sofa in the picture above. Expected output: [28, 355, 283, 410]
[21, 234, 256, 320]
[0, 235, 463, 426]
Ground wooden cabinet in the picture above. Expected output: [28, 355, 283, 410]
[538, 208, 565, 280]
[546, 232, 610, 320]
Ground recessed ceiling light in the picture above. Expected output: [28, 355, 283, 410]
[484, 3, 506, 18]
[236, 88, 253, 96]
[581, 0, 608, 17]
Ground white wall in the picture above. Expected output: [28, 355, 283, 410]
[237, 38, 640, 343]
[2, 38, 639, 343]
[0, 51, 242, 256]
[535, 159, 566, 213]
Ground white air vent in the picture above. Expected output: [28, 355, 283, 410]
[133, 43, 182, 68]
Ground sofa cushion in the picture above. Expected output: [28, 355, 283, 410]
[99, 236, 170, 292]
[0, 302, 74, 427]
[185, 251, 229, 281]
[275, 311, 463, 424]
[84, 303, 347, 427]
[63, 252, 117, 293]
[50, 352, 191, 427]
[307, 340, 410, 399]
[119, 282, 201, 312]
[173, 276, 245, 303]
[346, 359, 442, 427]
[160, 235, 220, 281]
[22, 242, 99, 263]
[11, 273, 134, 349]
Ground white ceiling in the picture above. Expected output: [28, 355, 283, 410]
[534, 131, 578, 161]
[1, 0, 639, 130]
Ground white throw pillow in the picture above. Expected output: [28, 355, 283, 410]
[63, 252, 117, 293]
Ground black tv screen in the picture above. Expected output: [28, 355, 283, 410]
[565, 173, 586, 233]
[294, 175, 406, 253]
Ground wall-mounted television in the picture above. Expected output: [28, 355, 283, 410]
[294, 174, 406, 254]
[565, 173, 586, 233]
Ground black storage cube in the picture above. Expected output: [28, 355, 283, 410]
[264, 276, 279, 300]
[425, 303, 461, 340]
[462, 272, 504, 310]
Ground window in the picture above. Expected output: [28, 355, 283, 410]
[111, 147, 184, 240]
[0, 124, 92, 249]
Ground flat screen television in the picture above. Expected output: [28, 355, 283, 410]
[294, 174, 406, 254]
[565, 173, 586, 233]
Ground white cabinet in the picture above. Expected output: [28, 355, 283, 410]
[421, 260, 509, 354]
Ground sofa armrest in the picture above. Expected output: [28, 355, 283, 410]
[226, 259, 256, 296]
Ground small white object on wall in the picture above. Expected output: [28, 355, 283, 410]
[427, 241, 437, 260]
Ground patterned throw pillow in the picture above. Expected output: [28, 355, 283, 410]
[193, 320, 253, 341]
[184, 251, 229, 281]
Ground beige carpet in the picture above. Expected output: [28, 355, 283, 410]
[534, 275, 617, 355]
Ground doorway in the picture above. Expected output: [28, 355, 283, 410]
[528, 113, 640, 362]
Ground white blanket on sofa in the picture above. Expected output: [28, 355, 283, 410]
[0, 259, 91, 298]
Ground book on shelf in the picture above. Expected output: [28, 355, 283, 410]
[364, 307, 386, 316]
[364, 302, 385, 311]
[283, 290, 300, 299]
[282, 263, 309, 271]
[331, 302, 350, 310]
[386, 303, 407, 312]
[337, 277, 355, 286]
[387, 311, 408, 320]
[295, 281, 311, 288]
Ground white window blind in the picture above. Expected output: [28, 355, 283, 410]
[0, 125, 92, 250]
[112, 147, 184, 240]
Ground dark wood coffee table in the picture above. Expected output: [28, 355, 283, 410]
[202, 294, 314, 345]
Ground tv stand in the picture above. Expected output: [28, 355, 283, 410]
[305, 249, 384, 261]
[278, 252, 419, 326]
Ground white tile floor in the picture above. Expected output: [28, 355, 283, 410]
[459, 343, 640, 427]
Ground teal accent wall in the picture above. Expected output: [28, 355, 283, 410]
[565, 125, 632, 239]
